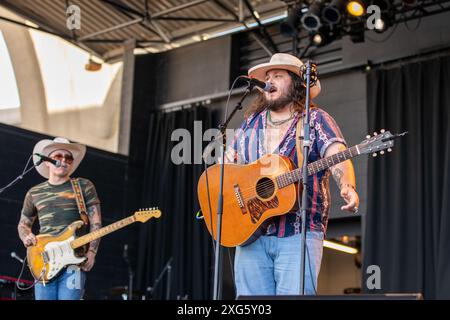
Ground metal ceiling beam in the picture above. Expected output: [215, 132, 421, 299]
[78, 17, 144, 41]
[153, 16, 236, 22]
[152, 0, 212, 18]
[241, 0, 279, 53]
[148, 20, 171, 43]
[212, 0, 274, 56]
[100, 0, 160, 37]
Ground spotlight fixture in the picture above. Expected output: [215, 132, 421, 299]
[85, 57, 102, 72]
[280, 7, 302, 37]
[301, 0, 322, 32]
[322, 0, 346, 25]
[347, 0, 365, 17]
[310, 26, 335, 47]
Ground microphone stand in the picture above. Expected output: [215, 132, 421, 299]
[213, 83, 254, 300]
[123, 245, 134, 300]
[0, 158, 41, 195]
[299, 61, 317, 295]
[147, 257, 173, 300]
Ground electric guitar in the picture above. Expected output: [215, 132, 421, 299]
[198, 130, 404, 247]
[27, 208, 161, 283]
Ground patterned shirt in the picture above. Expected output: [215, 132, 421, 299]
[21, 178, 100, 235]
[228, 107, 346, 236]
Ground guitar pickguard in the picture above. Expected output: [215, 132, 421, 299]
[246, 196, 279, 224]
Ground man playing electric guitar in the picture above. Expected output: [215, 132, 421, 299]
[18, 137, 101, 300]
[225, 53, 359, 296]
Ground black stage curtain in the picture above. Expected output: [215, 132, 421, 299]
[136, 106, 215, 299]
[364, 55, 450, 299]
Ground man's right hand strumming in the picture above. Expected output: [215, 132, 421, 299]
[23, 233, 37, 247]
[18, 213, 37, 247]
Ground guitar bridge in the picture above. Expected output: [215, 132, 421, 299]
[234, 184, 247, 214]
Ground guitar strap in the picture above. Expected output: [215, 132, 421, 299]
[70, 178, 89, 225]
[295, 115, 305, 168]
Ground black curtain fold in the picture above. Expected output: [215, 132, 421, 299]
[364, 55, 450, 299]
[136, 106, 215, 299]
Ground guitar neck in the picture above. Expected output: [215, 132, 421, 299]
[71, 215, 136, 249]
[276, 145, 360, 188]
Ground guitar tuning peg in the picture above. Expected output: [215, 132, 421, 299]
[366, 135, 371, 139]
[380, 150, 385, 155]
[373, 132, 378, 136]
[388, 148, 392, 152]
[380, 129, 385, 133]
[372, 153, 377, 157]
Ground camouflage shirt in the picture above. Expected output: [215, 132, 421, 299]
[21, 178, 100, 235]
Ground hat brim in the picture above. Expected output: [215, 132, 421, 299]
[32, 140, 86, 179]
[248, 62, 321, 98]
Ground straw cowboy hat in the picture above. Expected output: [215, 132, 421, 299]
[32, 137, 86, 179]
[248, 53, 321, 98]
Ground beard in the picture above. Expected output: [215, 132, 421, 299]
[263, 88, 294, 112]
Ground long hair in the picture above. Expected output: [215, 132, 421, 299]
[244, 70, 308, 118]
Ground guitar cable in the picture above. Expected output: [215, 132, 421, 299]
[15, 255, 41, 292]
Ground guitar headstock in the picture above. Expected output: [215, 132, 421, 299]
[134, 207, 162, 222]
[358, 129, 395, 157]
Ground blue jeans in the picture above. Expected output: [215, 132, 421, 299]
[35, 266, 86, 300]
[234, 232, 324, 297]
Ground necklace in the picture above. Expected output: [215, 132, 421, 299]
[267, 110, 295, 126]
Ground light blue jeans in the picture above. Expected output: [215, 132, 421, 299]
[34, 266, 86, 300]
[234, 232, 324, 297]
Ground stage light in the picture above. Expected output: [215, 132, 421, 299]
[322, 0, 346, 25]
[301, 0, 322, 31]
[280, 7, 302, 37]
[85, 57, 102, 71]
[310, 26, 335, 47]
[347, 0, 365, 17]
[323, 240, 358, 254]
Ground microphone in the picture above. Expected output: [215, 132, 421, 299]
[11, 252, 24, 264]
[34, 153, 61, 167]
[299, 63, 319, 87]
[241, 76, 272, 92]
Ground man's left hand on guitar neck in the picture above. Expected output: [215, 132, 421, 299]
[81, 250, 96, 272]
[325, 142, 360, 214]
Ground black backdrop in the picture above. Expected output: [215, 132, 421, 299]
[363, 55, 450, 299]
[135, 107, 216, 299]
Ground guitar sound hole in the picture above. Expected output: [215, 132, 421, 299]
[256, 177, 275, 199]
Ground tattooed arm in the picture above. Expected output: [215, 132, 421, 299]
[324, 142, 359, 212]
[18, 214, 37, 247]
[81, 204, 102, 272]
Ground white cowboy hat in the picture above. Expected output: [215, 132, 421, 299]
[32, 137, 86, 179]
[248, 53, 321, 98]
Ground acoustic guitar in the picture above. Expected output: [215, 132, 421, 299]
[198, 130, 400, 247]
[27, 208, 161, 284]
